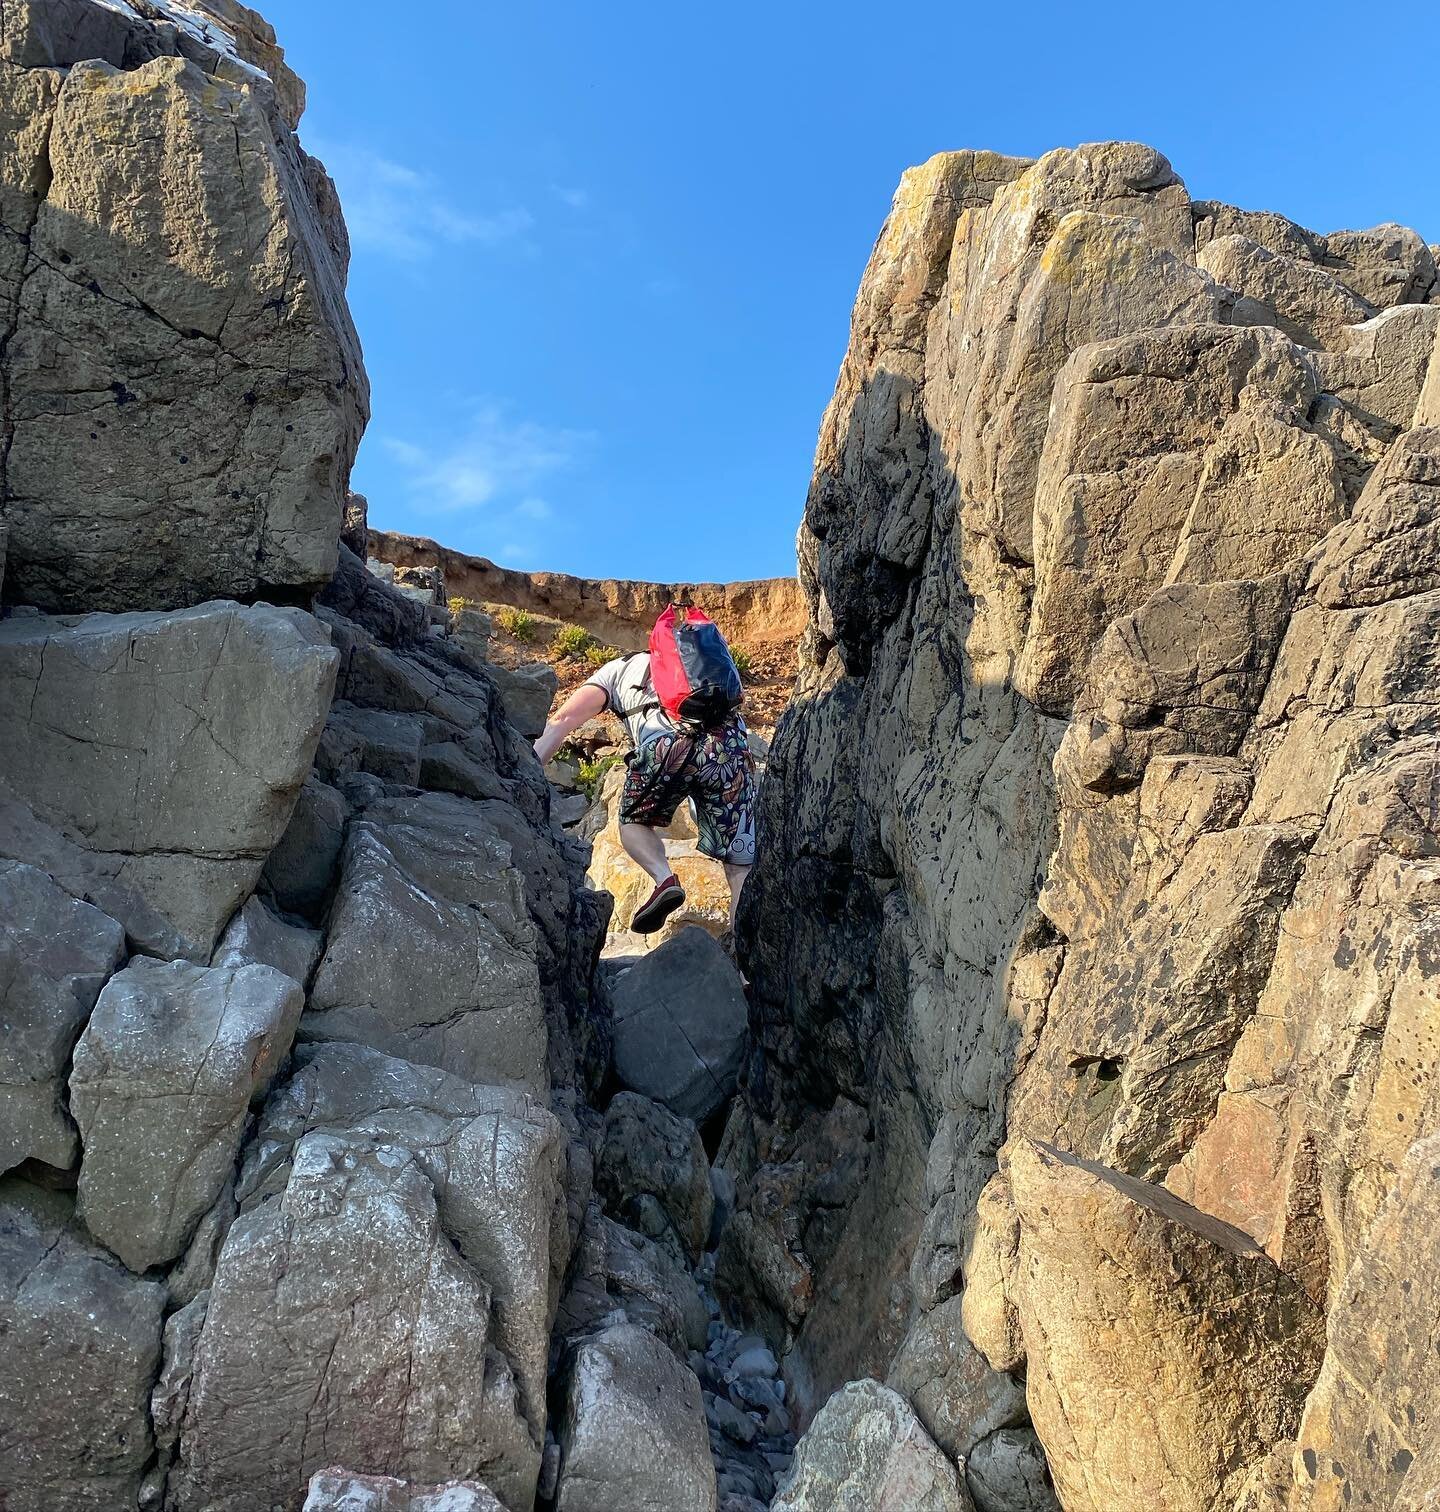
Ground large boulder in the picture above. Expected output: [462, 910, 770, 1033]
[596, 1090, 714, 1263]
[886, 1294, 1028, 1463]
[0, 10, 366, 612]
[0, 1179, 165, 1511]
[244, 1042, 566, 1460]
[0, 860, 125, 1173]
[554, 1322, 717, 1512]
[170, 1132, 507, 1512]
[303, 792, 549, 1092]
[608, 927, 748, 1123]
[70, 956, 303, 1272]
[0, 601, 337, 959]
[772, 1377, 973, 1512]
[1008, 1141, 1325, 1511]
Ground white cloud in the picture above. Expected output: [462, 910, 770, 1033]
[311, 140, 533, 262]
[551, 185, 590, 210]
[379, 404, 591, 519]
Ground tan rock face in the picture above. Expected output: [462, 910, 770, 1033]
[369, 528, 805, 653]
[0, 15, 366, 612]
[739, 137, 1440, 1509]
[1009, 1141, 1324, 1511]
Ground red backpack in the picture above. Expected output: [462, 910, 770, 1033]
[648, 605, 743, 731]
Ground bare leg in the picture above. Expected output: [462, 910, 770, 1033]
[619, 822, 672, 886]
[723, 862, 751, 931]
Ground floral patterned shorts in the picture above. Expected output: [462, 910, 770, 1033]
[619, 715, 757, 864]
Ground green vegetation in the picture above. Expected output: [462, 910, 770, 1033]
[552, 623, 595, 660]
[584, 641, 618, 670]
[730, 644, 753, 679]
[496, 606, 535, 642]
[576, 752, 624, 800]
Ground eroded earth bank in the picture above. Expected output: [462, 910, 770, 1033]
[1, 4, 1439, 1512]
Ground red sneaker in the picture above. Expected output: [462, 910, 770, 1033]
[632, 874, 686, 934]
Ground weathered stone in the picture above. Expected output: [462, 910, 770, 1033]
[596, 1090, 714, 1263]
[489, 659, 557, 738]
[608, 927, 748, 1122]
[773, 1378, 973, 1511]
[171, 1132, 499, 1512]
[305, 792, 548, 1092]
[555, 1202, 710, 1357]
[0, 38, 366, 611]
[0, 602, 337, 959]
[1320, 223, 1437, 309]
[0, 1179, 165, 1511]
[322, 703, 425, 784]
[1017, 322, 1322, 712]
[965, 1427, 1060, 1512]
[554, 1322, 718, 1512]
[886, 1294, 1027, 1460]
[1278, 1131, 1440, 1510]
[303, 1468, 506, 1512]
[1009, 1141, 1325, 1511]
[247, 1042, 566, 1452]
[71, 956, 303, 1271]
[1313, 305, 1440, 434]
[1309, 425, 1440, 610]
[1198, 233, 1374, 348]
[341, 490, 370, 558]
[211, 893, 324, 985]
[262, 774, 350, 918]
[0, 861, 124, 1173]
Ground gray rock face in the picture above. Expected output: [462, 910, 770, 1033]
[554, 1322, 718, 1512]
[0, 10, 367, 612]
[597, 1090, 715, 1263]
[0, 1179, 165, 1511]
[0, 860, 125, 1173]
[211, 893, 324, 985]
[170, 1133, 500, 1512]
[609, 928, 748, 1123]
[71, 956, 303, 1272]
[0, 601, 337, 960]
[303, 1469, 506, 1512]
[965, 1428, 1059, 1512]
[262, 774, 349, 918]
[773, 1378, 973, 1512]
[885, 1294, 1027, 1462]
[489, 659, 558, 738]
[304, 792, 549, 1092]
[245, 1042, 566, 1458]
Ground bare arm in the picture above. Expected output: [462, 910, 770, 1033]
[533, 682, 609, 765]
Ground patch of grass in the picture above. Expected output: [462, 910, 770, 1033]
[730, 644, 753, 679]
[577, 752, 624, 800]
[552, 623, 596, 661]
[496, 607, 536, 643]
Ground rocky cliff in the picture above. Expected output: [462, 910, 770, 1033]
[5, 5, 1439, 1508]
[0, 8, 781, 1512]
[729, 142, 1440, 1509]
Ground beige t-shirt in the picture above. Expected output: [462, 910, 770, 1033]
[584, 654, 676, 749]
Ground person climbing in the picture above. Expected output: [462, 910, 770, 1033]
[533, 605, 756, 936]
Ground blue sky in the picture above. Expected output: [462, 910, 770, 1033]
[267, 1, 1438, 583]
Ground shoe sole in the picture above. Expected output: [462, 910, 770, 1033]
[632, 886, 686, 934]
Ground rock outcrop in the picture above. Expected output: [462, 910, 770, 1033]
[733, 139, 1440, 1510]
[0, 1, 366, 612]
[368, 528, 805, 653]
[4, 3, 1437, 1505]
